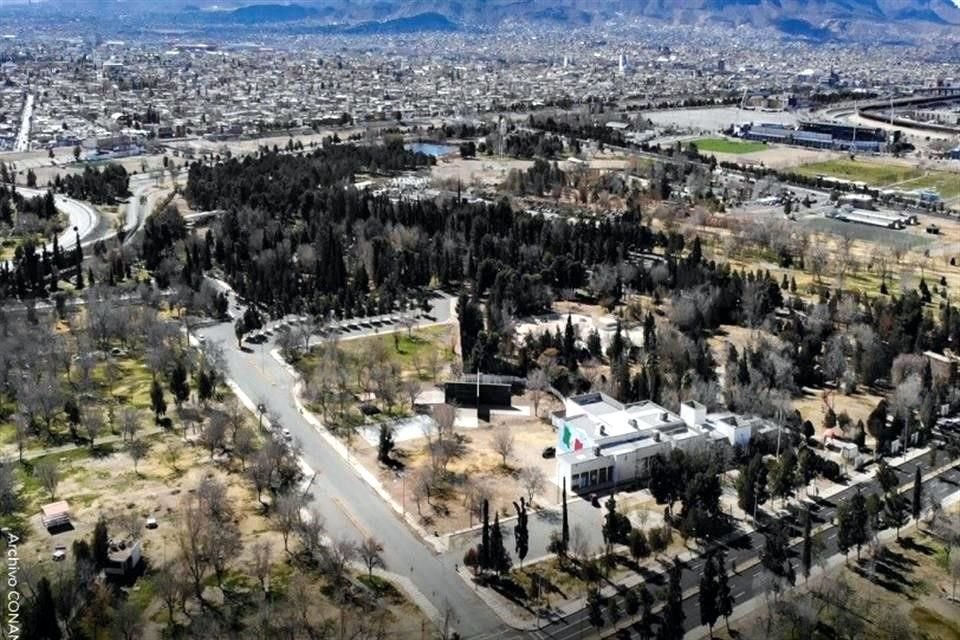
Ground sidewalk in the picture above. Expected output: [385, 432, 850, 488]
[471, 448, 960, 633]
[7, 426, 164, 463]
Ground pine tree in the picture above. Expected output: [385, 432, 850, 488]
[715, 551, 734, 633]
[513, 497, 529, 568]
[662, 557, 686, 639]
[587, 588, 605, 630]
[480, 499, 491, 572]
[912, 466, 923, 521]
[561, 477, 570, 555]
[150, 378, 167, 422]
[27, 577, 61, 640]
[93, 515, 109, 569]
[699, 554, 719, 637]
[490, 512, 512, 576]
[884, 492, 909, 540]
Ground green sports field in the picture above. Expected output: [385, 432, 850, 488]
[796, 159, 960, 199]
[691, 137, 768, 154]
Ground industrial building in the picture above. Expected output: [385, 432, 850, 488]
[553, 395, 776, 492]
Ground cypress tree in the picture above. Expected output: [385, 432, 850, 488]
[801, 507, 812, 582]
[715, 551, 734, 634]
[561, 477, 570, 555]
[662, 557, 686, 639]
[912, 466, 923, 521]
[699, 555, 719, 638]
[513, 497, 529, 568]
[480, 499, 490, 572]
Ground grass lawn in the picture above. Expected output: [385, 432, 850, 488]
[796, 159, 960, 198]
[692, 137, 768, 154]
[338, 325, 456, 374]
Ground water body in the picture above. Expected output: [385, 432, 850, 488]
[405, 142, 457, 157]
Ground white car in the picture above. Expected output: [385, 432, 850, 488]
[282, 429, 292, 440]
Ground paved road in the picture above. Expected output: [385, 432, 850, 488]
[530, 459, 960, 640]
[194, 292, 524, 640]
[14, 94, 34, 153]
[1, 187, 101, 271]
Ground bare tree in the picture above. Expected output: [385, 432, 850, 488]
[275, 492, 305, 553]
[358, 537, 385, 577]
[251, 540, 272, 592]
[526, 369, 548, 418]
[35, 458, 59, 499]
[426, 349, 443, 382]
[154, 561, 186, 626]
[233, 426, 256, 470]
[82, 406, 105, 448]
[519, 466, 546, 503]
[296, 514, 326, 561]
[12, 413, 29, 463]
[492, 427, 515, 467]
[119, 406, 141, 442]
[201, 415, 228, 460]
[402, 378, 422, 412]
[323, 538, 357, 588]
[126, 438, 151, 474]
[412, 466, 433, 515]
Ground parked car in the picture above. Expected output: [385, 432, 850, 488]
[541, 446, 556, 459]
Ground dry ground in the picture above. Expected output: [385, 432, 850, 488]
[710, 524, 960, 640]
[353, 391, 562, 533]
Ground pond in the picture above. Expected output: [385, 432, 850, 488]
[405, 142, 457, 157]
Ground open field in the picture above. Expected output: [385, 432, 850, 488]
[353, 390, 561, 534]
[692, 137, 767, 154]
[796, 158, 960, 198]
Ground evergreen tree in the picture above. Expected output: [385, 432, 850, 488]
[884, 492, 909, 540]
[662, 557, 686, 639]
[197, 368, 215, 405]
[912, 466, 923, 521]
[699, 554, 719, 637]
[93, 515, 109, 569]
[169, 361, 190, 407]
[561, 477, 570, 555]
[801, 507, 812, 582]
[715, 551, 734, 633]
[377, 424, 395, 463]
[480, 499, 491, 572]
[490, 512, 512, 575]
[513, 497, 529, 567]
[587, 589, 605, 630]
[27, 577, 61, 640]
[150, 378, 167, 422]
[602, 494, 631, 549]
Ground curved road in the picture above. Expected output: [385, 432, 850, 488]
[1, 187, 101, 270]
[195, 295, 523, 640]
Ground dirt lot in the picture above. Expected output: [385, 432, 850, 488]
[353, 390, 562, 533]
[711, 146, 842, 170]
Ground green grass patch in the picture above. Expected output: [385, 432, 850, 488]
[692, 137, 767, 154]
[796, 159, 960, 198]
[357, 574, 402, 601]
[338, 325, 455, 374]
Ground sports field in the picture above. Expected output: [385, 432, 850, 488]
[691, 137, 768, 154]
[796, 159, 960, 198]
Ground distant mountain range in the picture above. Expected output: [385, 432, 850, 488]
[14, 0, 960, 39]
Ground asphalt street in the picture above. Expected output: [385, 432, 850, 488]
[195, 283, 960, 640]
[195, 292, 526, 640]
[530, 460, 960, 640]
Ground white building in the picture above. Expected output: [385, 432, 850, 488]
[554, 395, 776, 493]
